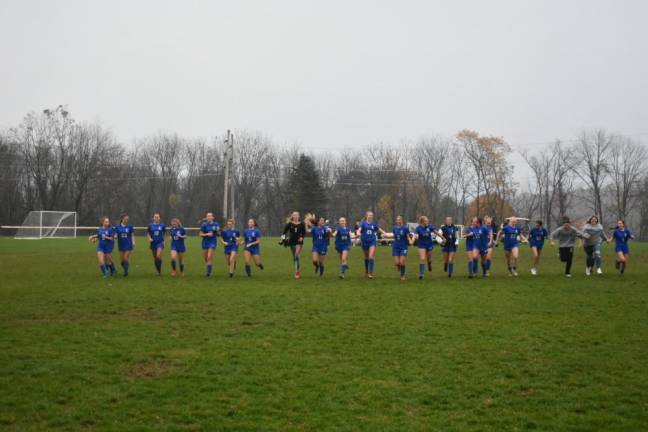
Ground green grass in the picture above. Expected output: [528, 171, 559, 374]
[1, 237, 647, 431]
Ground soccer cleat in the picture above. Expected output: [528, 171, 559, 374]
[512, 270, 519, 277]
[295, 271, 301, 280]
[367, 273, 374, 279]
[400, 276, 406, 281]
[531, 267, 537, 276]
[565, 273, 572, 278]
[171, 270, 176, 277]
[418, 275, 423, 280]
[597, 268, 603, 275]
[585, 267, 591, 276]
[339, 274, 345, 279]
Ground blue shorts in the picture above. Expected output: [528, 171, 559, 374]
[150, 242, 164, 251]
[117, 242, 133, 252]
[171, 244, 186, 253]
[479, 248, 489, 256]
[504, 242, 518, 252]
[442, 244, 457, 253]
[312, 247, 328, 256]
[392, 247, 408, 257]
[97, 244, 114, 254]
[335, 245, 350, 253]
[465, 242, 479, 252]
[202, 241, 217, 251]
[225, 246, 239, 255]
[615, 244, 629, 255]
[361, 241, 376, 251]
[418, 243, 434, 252]
[245, 246, 260, 255]
[530, 242, 544, 250]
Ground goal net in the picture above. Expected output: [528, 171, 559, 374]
[15, 211, 77, 239]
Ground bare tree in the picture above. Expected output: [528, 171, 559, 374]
[608, 137, 647, 221]
[575, 129, 614, 224]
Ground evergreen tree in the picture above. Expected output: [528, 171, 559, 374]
[288, 154, 328, 216]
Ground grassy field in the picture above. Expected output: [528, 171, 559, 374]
[1, 237, 647, 431]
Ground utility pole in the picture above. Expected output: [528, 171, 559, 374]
[230, 133, 236, 223]
[223, 130, 231, 220]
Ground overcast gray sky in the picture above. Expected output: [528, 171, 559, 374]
[1, 0, 647, 183]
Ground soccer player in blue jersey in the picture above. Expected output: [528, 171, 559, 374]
[221, 219, 241, 277]
[169, 218, 187, 277]
[497, 217, 528, 276]
[307, 216, 332, 277]
[612, 220, 634, 275]
[89, 216, 116, 278]
[389, 216, 414, 281]
[146, 213, 166, 276]
[333, 217, 354, 279]
[356, 211, 388, 279]
[440, 217, 459, 278]
[114, 213, 135, 276]
[414, 215, 444, 280]
[479, 215, 495, 277]
[462, 217, 483, 279]
[199, 212, 220, 277]
[528, 220, 549, 275]
[243, 218, 264, 277]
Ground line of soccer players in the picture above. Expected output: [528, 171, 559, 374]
[90, 211, 635, 279]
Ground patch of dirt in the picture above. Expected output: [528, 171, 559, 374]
[127, 357, 177, 379]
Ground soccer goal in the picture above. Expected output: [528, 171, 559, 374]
[14, 211, 77, 239]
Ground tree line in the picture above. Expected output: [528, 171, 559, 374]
[1, 106, 647, 238]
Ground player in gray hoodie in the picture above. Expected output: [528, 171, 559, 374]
[582, 215, 611, 275]
[550, 217, 586, 277]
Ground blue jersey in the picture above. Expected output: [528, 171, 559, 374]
[502, 225, 520, 248]
[416, 224, 436, 249]
[97, 226, 115, 252]
[312, 226, 330, 250]
[244, 228, 261, 247]
[222, 229, 240, 249]
[465, 226, 482, 250]
[529, 227, 548, 246]
[169, 226, 186, 251]
[114, 223, 134, 251]
[147, 223, 165, 247]
[392, 225, 410, 249]
[200, 222, 220, 249]
[335, 226, 352, 249]
[441, 225, 458, 246]
[359, 221, 379, 244]
[480, 225, 493, 250]
[613, 228, 631, 245]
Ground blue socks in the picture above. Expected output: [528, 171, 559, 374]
[121, 260, 129, 276]
[207, 264, 212, 276]
[364, 259, 369, 273]
[154, 259, 162, 274]
[368, 259, 375, 273]
[294, 256, 300, 271]
[100, 264, 108, 276]
[341, 264, 348, 274]
[319, 264, 324, 276]
[171, 260, 177, 271]
[400, 265, 406, 277]
[448, 263, 454, 276]
[108, 263, 116, 275]
[180, 263, 184, 273]
[419, 263, 425, 276]
[245, 264, 251, 276]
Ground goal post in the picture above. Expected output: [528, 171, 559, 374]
[14, 211, 78, 239]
